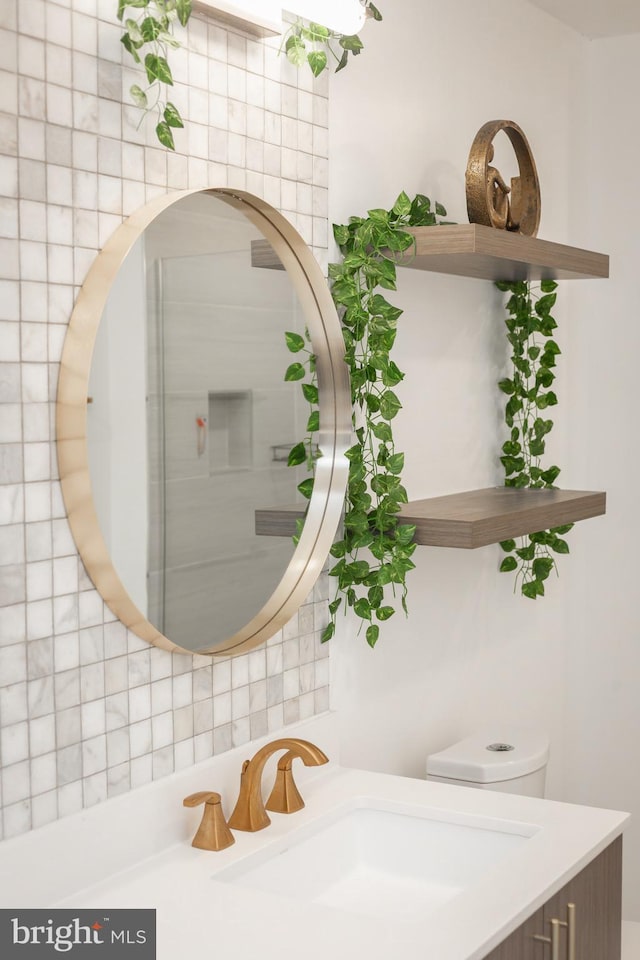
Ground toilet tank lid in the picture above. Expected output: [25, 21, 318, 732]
[426, 728, 550, 783]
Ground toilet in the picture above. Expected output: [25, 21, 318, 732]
[426, 727, 550, 797]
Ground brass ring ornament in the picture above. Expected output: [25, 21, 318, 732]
[465, 120, 541, 237]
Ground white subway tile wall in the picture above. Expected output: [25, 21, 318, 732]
[0, 0, 332, 839]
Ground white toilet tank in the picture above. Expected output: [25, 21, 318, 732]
[426, 727, 549, 798]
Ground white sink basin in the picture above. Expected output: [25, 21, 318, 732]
[217, 801, 536, 921]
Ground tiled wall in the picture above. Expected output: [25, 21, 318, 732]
[0, 0, 332, 840]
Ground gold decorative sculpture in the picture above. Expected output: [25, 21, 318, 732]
[466, 120, 541, 237]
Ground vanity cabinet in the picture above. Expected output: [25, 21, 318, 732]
[485, 836, 622, 959]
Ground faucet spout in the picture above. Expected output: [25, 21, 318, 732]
[227, 738, 328, 832]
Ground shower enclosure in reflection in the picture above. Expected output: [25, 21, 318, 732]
[147, 244, 308, 647]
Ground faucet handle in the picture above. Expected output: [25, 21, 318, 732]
[183, 791, 235, 851]
[265, 751, 308, 815]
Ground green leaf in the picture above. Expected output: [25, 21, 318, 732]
[130, 84, 148, 107]
[551, 538, 570, 555]
[500, 556, 518, 572]
[121, 32, 142, 63]
[158, 30, 182, 50]
[540, 279, 558, 293]
[287, 442, 306, 466]
[535, 293, 557, 315]
[328, 597, 342, 616]
[435, 201, 447, 217]
[379, 390, 402, 421]
[306, 410, 319, 432]
[368, 585, 383, 608]
[330, 540, 346, 559]
[382, 360, 404, 386]
[499, 539, 517, 552]
[516, 544, 536, 561]
[335, 48, 350, 73]
[297, 478, 314, 500]
[155, 121, 175, 150]
[118, 0, 149, 20]
[395, 524, 416, 546]
[522, 580, 540, 600]
[125, 18, 144, 42]
[354, 598, 372, 621]
[307, 50, 328, 77]
[376, 606, 395, 621]
[366, 624, 380, 648]
[286, 34, 307, 68]
[284, 362, 306, 382]
[302, 383, 319, 403]
[163, 102, 184, 128]
[550, 523, 574, 535]
[176, 0, 192, 26]
[333, 224, 349, 246]
[303, 21, 330, 40]
[139, 15, 160, 41]
[541, 465, 561, 484]
[498, 378, 515, 395]
[392, 191, 412, 217]
[370, 421, 392, 443]
[145, 53, 173, 85]
[386, 452, 404, 475]
[285, 331, 306, 353]
[367, 2, 383, 21]
[533, 557, 555, 580]
[340, 34, 364, 53]
[321, 622, 335, 643]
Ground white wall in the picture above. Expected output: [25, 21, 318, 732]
[330, 0, 640, 920]
[563, 33, 640, 923]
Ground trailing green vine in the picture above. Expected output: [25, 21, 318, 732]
[283, 328, 320, 516]
[118, 0, 192, 150]
[285, 192, 449, 647]
[118, 1, 379, 147]
[496, 279, 573, 598]
[282, 3, 382, 77]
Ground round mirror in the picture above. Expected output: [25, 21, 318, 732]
[57, 189, 350, 656]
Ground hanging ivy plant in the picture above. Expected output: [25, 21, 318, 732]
[117, 1, 379, 146]
[282, 2, 382, 76]
[118, 0, 192, 150]
[286, 192, 450, 647]
[496, 279, 573, 598]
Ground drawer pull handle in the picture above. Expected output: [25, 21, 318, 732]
[534, 918, 562, 960]
[533, 904, 576, 960]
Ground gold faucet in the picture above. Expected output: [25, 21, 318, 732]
[227, 738, 329, 832]
[183, 791, 235, 851]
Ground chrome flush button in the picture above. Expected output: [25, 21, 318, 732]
[486, 742, 515, 752]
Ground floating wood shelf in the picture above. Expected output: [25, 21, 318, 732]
[395, 224, 609, 281]
[191, 1, 281, 37]
[256, 488, 606, 549]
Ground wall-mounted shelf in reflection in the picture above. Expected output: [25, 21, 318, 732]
[251, 239, 285, 270]
[395, 224, 609, 281]
[255, 487, 606, 548]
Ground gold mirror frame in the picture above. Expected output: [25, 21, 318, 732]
[56, 188, 351, 656]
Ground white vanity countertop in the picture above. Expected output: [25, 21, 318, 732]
[0, 715, 629, 960]
[53, 770, 628, 960]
